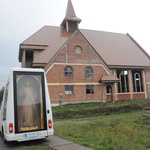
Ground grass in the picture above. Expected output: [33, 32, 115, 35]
[53, 99, 150, 150]
[52, 99, 150, 120]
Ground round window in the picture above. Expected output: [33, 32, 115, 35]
[75, 46, 82, 54]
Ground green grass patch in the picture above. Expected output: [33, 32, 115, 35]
[52, 99, 150, 120]
[54, 114, 150, 150]
[53, 99, 150, 150]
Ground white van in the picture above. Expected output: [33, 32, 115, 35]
[0, 68, 54, 143]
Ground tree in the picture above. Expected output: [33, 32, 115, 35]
[0, 87, 4, 103]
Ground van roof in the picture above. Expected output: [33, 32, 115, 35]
[11, 68, 44, 72]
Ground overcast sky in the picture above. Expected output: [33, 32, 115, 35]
[0, 0, 150, 89]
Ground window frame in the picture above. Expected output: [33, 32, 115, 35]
[65, 85, 74, 94]
[117, 70, 129, 93]
[132, 71, 143, 92]
[85, 67, 93, 79]
[86, 85, 94, 94]
[64, 66, 73, 78]
[74, 46, 82, 54]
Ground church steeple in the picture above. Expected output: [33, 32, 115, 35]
[60, 0, 81, 32]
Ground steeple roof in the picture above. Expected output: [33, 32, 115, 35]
[65, 0, 76, 17]
[60, 0, 81, 26]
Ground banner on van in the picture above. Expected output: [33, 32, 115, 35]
[14, 72, 46, 133]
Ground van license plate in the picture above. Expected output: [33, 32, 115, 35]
[25, 133, 39, 139]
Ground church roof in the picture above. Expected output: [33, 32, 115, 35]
[19, 26, 73, 64]
[79, 29, 150, 67]
[19, 26, 150, 68]
[19, 0, 150, 68]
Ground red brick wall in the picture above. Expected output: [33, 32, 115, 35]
[117, 94, 131, 100]
[145, 70, 150, 82]
[48, 84, 103, 102]
[46, 64, 108, 84]
[67, 32, 90, 64]
[48, 85, 60, 102]
[52, 47, 66, 63]
[106, 94, 111, 101]
[45, 31, 150, 103]
[132, 93, 145, 99]
[46, 64, 107, 102]
[116, 93, 146, 100]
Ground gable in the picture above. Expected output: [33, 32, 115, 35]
[45, 30, 110, 72]
[67, 31, 106, 65]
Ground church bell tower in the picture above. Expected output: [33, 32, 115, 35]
[60, 0, 81, 32]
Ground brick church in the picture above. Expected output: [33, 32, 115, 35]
[18, 0, 150, 104]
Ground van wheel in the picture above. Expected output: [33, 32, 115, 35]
[2, 127, 8, 144]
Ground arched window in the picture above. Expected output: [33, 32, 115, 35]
[85, 67, 93, 79]
[132, 70, 143, 92]
[118, 70, 128, 93]
[106, 85, 112, 93]
[134, 73, 142, 92]
[64, 66, 73, 78]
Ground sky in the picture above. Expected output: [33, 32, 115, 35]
[0, 0, 150, 89]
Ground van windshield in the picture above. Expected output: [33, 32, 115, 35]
[13, 71, 47, 133]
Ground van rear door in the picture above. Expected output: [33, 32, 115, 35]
[13, 71, 47, 133]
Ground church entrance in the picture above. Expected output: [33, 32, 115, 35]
[106, 85, 113, 102]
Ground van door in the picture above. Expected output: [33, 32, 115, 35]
[13, 71, 47, 133]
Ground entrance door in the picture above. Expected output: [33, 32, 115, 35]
[106, 85, 113, 102]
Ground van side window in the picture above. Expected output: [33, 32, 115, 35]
[3, 83, 9, 121]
